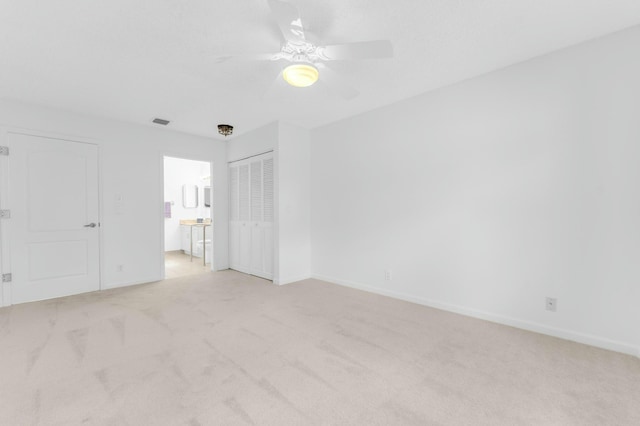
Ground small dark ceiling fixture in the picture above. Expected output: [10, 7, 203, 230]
[152, 118, 170, 126]
[218, 124, 233, 137]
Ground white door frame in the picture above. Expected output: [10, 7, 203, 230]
[159, 151, 216, 278]
[0, 126, 103, 307]
[0, 130, 10, 307]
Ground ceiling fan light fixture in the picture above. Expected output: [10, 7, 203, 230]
[283, 63, 319, 87]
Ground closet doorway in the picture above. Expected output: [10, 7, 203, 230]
[163, 156, 213, 279]
[228, 152, 274, 280]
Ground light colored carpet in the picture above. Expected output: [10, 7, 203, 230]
[164, 251, 211, 280]
[0, 271, 638, 425]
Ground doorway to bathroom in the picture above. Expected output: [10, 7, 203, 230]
[163, 156, 213, 279]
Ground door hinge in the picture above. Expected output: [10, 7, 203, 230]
[0, 210, 10, 219]
[0, 146, 8, 156]
[2, 273, 11, 283]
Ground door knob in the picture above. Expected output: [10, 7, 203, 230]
[84, 223, 97, 228]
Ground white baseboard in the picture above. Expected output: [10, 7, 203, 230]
[101, 276, 162, 291]
[275, 274, 312, 286]
[214, 264, 230, 272]
[312, 274, 640, 359]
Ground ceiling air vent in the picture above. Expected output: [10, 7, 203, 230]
[152, 118, 170, 126]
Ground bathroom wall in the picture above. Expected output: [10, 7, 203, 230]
[163, 156, 211, 251]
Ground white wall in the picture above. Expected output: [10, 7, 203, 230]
[227, 122, 277, 162]
[311, 26, 640, 357]
[276, 122, 311, 284]
[163, 156, 211, 251]
[0, 99, 228, 294]
[227, 121, 311, 285]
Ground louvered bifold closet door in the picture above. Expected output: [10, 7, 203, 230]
[228, 152, 274, 280]
[250, 160, 264, 275]
[262, 158, 274, 276]
[229, 165, 240, 269]
[237, 163, 251, 273]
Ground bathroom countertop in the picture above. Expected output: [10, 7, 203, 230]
[179, 219, 212, 226]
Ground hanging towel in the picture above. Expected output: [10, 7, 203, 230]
[164, 201, 172, 218]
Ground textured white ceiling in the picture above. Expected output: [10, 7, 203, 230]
[1, 0, 640, 139]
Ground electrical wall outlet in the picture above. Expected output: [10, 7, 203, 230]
[115, 193, 125, 215]
[546, 297, 557, 312]
[385, 270, 392, 281]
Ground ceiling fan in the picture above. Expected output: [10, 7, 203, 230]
[217, 0, 394, 99]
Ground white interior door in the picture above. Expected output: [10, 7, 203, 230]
[7, 132, 100, 304]
[228, 165, 240, 269]
[250, 159, 264, 274]
[228, 152, 274, 280]
[261, 157, 274, 277]
[238, 163, 251, 273]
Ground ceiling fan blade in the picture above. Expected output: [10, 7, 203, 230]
[267, 0, 306, 42]
[319, 40, 393, 61]
[262, 71, 284, 101]
[213, 53, 279, 64]
[316, 64, 359, 100]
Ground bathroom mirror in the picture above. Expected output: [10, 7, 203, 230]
[204, 186, 211, 207]
[182, 184, 198, 208]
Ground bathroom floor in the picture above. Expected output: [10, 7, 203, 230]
[164, 250, 211, 280]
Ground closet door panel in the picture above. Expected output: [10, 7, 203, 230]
[250, 160, 263, 222]
[263, 158, 274, 223]
[229, 223, 240, 268]
[259, 157, 274, 279]
[238, 164, 250, 222]
[263, 226, 274, 276]
[228, 166, 240, 268]
[238, 222, 251, 273]
[250, 224, 264, 273]
[229, 166, 239, 222]
[237, 163, 251, 272]
[250, 160, 264, 275]
[228, 153, 274, 280]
